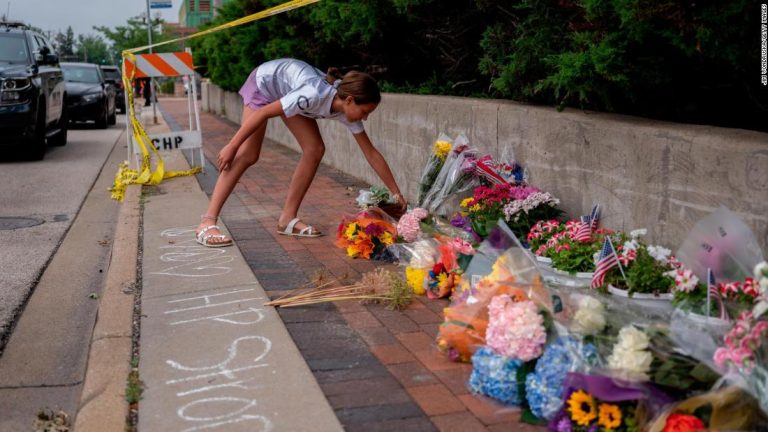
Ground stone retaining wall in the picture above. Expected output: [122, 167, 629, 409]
[200, 80, 768, 253]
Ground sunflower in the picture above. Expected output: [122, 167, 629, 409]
[598, 403, 622, 429]
[567, 390, 597, 426]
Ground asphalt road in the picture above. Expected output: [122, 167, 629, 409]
[0, 120, 124, 346]
[0, 118, 126, 430]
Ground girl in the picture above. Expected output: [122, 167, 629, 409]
[196, 58, 407, 247]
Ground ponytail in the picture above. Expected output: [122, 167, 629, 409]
[328, 68, 381, 105]
[325, 67, 343, 84]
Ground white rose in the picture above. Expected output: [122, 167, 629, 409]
[630, 229, 647, 239]
[608, 348, 653, 380]
[615, 326, 650, 351]
[571, 296, 606, 335]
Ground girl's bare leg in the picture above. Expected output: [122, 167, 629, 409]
[197, 106, 267, 243]
[277, 115, 325, 233]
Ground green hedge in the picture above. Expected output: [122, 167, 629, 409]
[191, 0, 766, 131]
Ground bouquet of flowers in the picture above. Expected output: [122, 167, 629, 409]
[502, 191, 563, 243]
[355, 185, 392, 209]
[417, 135, 453, 205]
[460, 183, 542, 239]
[335, 209, 398, 261]
[549, 373, 674, 432]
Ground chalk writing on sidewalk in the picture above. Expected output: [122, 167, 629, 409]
[153, 226, 234, 277]
[158, 285, 274, 431]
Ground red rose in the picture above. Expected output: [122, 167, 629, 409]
[663, 413, 705, 432]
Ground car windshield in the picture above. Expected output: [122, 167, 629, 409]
[62, 66, 101, 84]
[101, 69, 121, 82]
[0, 34, 29, 63]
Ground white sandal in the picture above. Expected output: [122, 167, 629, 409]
[196, 225, 233, 247]
[278, 218, 322, 238]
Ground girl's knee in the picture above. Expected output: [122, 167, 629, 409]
[304, 143, 325, 162]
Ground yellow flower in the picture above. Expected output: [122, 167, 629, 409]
[567, 390, 597, 426]
[433, 140, 452, 160]
[437, 272, 448, 285]
[460, 197, 473, 208]
[380, 231, 394, 246]
[598, 403, 622, 429]
[405, 267, 427, 295]
[346, 246, 358, 258]
[469, 204, 481, 213]
[344, 223, 358, 240]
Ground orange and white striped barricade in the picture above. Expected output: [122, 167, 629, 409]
[123, 50, 204, 171]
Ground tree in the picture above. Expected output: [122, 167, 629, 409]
[54, 26, 76, 58]
[75, 34, 111, 64]
[95, 16, 178, 61]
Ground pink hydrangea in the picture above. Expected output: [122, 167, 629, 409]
[486, 296, 546, 361]
[397, 208, 428, 242]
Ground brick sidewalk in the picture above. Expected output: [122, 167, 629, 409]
[158, 97, 544, 432]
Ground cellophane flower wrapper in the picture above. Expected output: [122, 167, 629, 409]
[469, 346, 532, 406]
[437, 220, 551, 362]
[675, 206, 765, 285]
[425, 145, 481, 216]
[420, 134, 472, 212]
[335, 207, 398, 261]
[645, 385, 768, 432]
[417, 133, 453, 205]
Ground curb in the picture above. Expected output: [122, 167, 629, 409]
[73, 178, 141, 430]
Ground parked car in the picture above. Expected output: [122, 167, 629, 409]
[61, 62, 116, 128]
[99, 65, 125, 113]
[0, 21, 67, 159]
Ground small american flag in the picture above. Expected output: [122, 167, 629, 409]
[589, 204, 601, 231]
[572, 220, 592, 242]
[591, 236, 619, 289]
[707, 268, 729, 321]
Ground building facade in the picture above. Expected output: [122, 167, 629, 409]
[178, 0, 234, 29]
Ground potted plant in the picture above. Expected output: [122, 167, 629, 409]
[600, 230, 676, 310]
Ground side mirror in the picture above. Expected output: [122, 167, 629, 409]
[44, 53, 58, 64]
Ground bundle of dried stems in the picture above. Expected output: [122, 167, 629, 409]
[265, 268, 412, 310]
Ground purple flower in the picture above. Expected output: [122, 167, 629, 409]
[451, 214, 470, 228]
[556, 418, 572, 432]
[364, 223, 384, 237]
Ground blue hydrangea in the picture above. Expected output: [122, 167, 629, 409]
[524, 336, 598, 420]
[469, 346, 525, 406]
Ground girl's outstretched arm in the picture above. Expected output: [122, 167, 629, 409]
[218, 101, 283, 171]
[353, 131, 406, 210]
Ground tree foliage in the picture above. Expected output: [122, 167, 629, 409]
[95, 16, 178, 62]
[189, 0, 765, 131]
[54, 27, 76, 57]
[75, 34, 111, 64]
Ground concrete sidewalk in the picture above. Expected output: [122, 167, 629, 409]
[137, 149, 342, 431]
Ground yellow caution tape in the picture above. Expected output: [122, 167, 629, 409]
[110, 0, 322, 201]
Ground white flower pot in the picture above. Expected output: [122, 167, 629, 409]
[608, 284, 673, 312]
[535, 255, 552, 265]
[547, 268, 594, 288]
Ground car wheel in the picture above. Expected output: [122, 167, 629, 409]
[29, 106, 47, 160]
[96, 104, 108, 129]
[49, 108, 68, 147]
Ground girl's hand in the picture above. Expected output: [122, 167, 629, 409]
[217, 144, 237, 171]
[394, 193, 407, 213]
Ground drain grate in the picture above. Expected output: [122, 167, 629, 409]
[0, 217, 44, 230]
